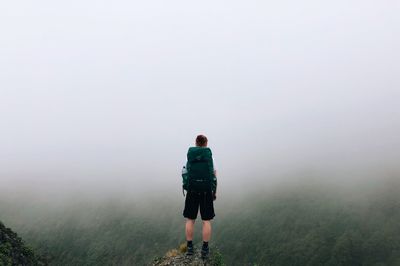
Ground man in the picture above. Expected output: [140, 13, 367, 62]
[182, 135, 217, 258]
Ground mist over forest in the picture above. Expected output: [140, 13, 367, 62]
[1, 0, 400, 265]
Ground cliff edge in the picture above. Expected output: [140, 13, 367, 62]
[151, 243, 224, 266]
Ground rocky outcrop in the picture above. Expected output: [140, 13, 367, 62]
[151, 244, 224, 266]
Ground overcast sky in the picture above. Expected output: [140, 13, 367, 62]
[1, 0, 399, 197]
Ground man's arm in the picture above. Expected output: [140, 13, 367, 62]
[212, 165, 217, 200]
[213, 170, 217, 191]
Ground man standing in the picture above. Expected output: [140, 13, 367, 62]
[182, 135, 217, 258]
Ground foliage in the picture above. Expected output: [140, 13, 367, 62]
[0, 221, 46, 266]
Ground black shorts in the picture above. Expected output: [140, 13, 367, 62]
[183, 190, 215, 220]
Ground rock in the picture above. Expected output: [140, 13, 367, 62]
[151, 244, 224, 266]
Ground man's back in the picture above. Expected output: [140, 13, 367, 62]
[186, 146, 215, 192]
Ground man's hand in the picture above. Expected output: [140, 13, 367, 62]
[212, 191, 217, 201]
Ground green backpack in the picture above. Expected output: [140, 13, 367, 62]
[185, 146, 215, 192]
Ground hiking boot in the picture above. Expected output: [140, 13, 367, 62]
[201, 245, 209, 258]
[186, 245, 194, 256]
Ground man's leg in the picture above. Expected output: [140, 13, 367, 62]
[202, 220, 211, 242]
[199, 191, 214, 258]
[185, 219, 195, 255]
[185, 219, 195, 241]
[201, 220, 211, 257]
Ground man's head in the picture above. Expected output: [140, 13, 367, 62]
[195, 135, 208, 147]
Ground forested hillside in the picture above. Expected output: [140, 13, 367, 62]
[0, 221, 46, 266]
[213, 183, 400, 265]
[1, 178, 399, 265]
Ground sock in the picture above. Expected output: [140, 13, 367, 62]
[187, 240, 193, 247]
[202, 241, 208, 248]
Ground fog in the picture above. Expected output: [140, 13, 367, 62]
[1, 0, 399, 201]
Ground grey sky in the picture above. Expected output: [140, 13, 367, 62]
[1, 1, 399, 197]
